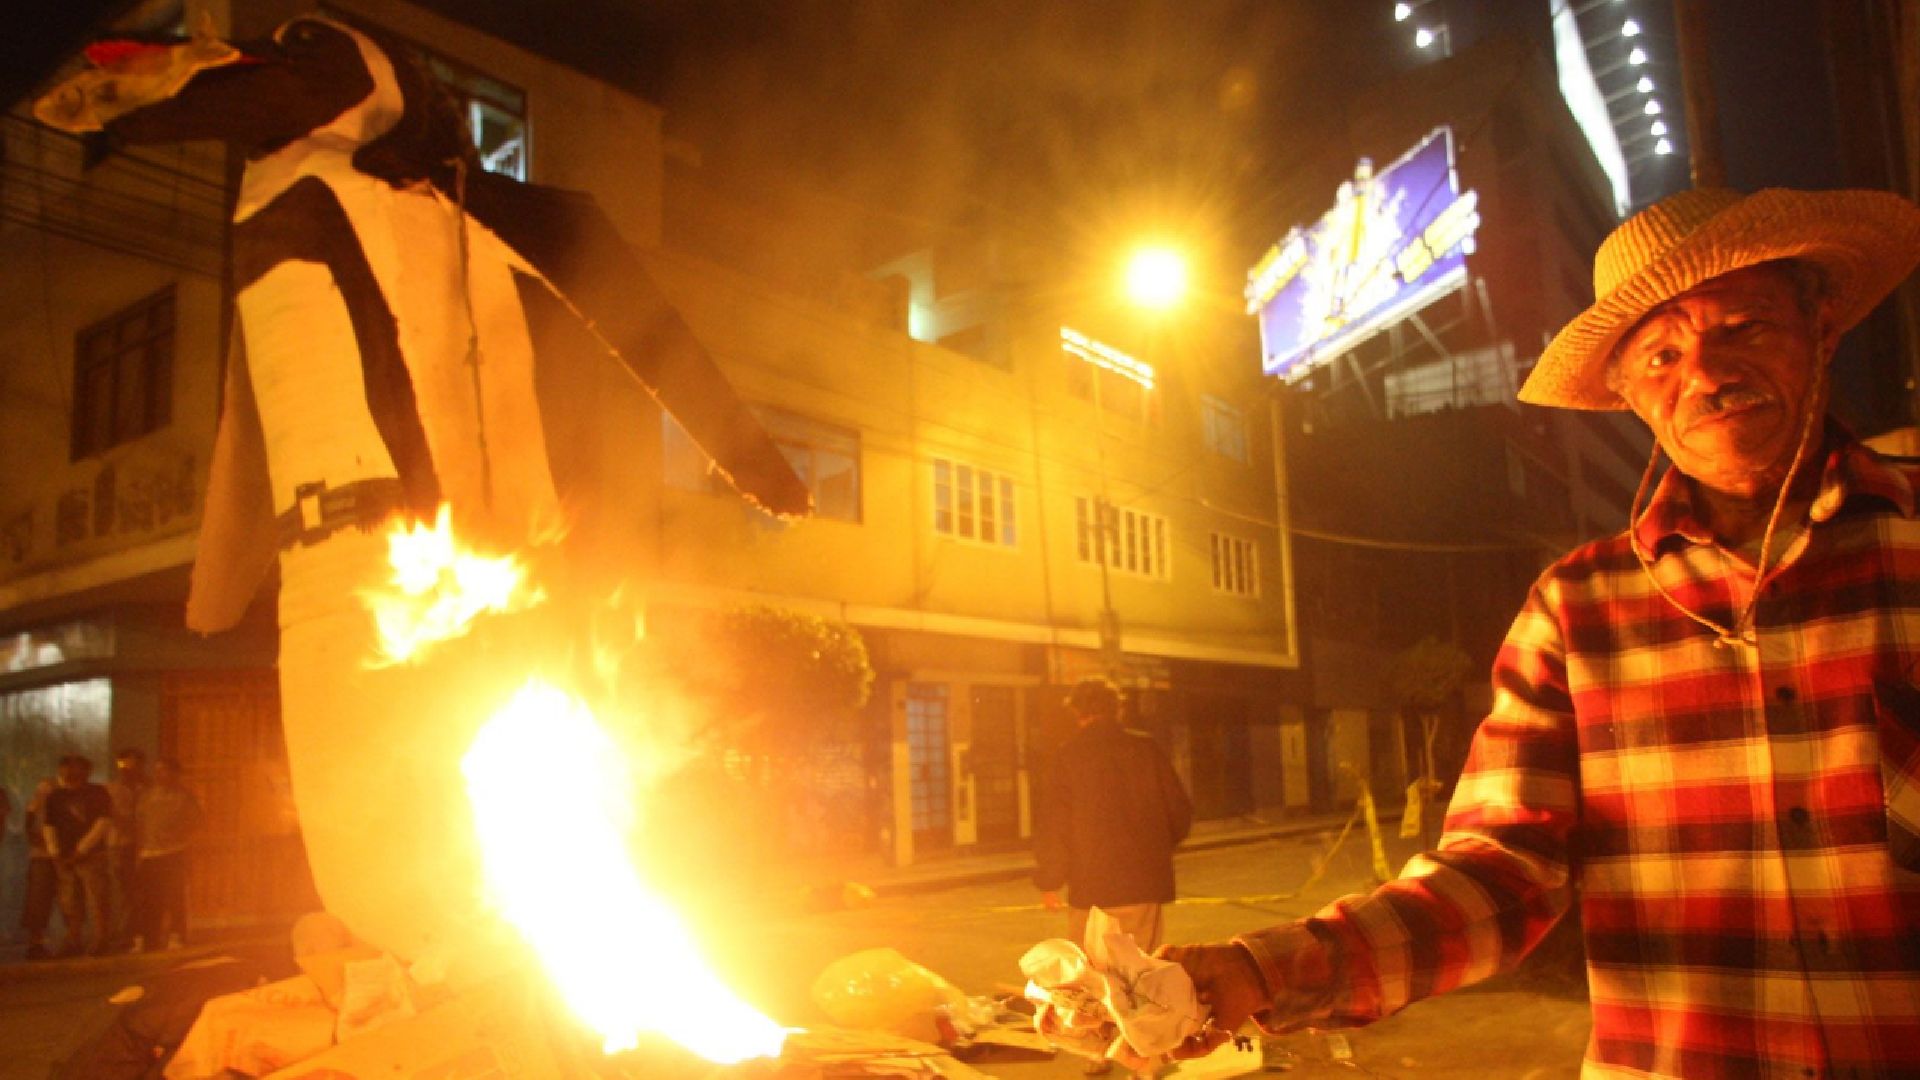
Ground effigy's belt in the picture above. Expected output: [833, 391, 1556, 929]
[276, 477, 409, 551]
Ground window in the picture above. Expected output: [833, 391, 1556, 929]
[662, 408, 862, 522]
[1075, 496, 1171, 580]
[421, 52, 528, 180]
[1210, 533, 1259, 596]
[933, 458, 1016, 547]
[762, 410, 861, 522]
[72, 286, 174, 459]
[1201, 395, 1249, 463]
[1061, 329, 1161, 424]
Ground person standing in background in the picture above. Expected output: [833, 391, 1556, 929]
[133, 759, 201, 952]
[20, 779, 58, 960]
[44, 755, 112, 957]
[105, 748, 147, 951]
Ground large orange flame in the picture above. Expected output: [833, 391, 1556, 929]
[355, 511, 785, 1063]
[462, 680, 791, 1062]
[360, 505, 544, 666]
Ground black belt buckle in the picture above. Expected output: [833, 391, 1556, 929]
[292, 480, 329, 548]
[278, 478, 406, 551]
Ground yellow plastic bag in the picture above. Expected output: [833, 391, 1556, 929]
[809, 947, 967, 1043]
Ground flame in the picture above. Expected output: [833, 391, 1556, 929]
[361, 505, 544, 666]
[462, 679, 791, 1063]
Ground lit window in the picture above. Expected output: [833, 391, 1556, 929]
[1210, 533, 1259, 596]
[1075, 496, 1171, 581]
[1062, 329, 1161, 424]
[933, 458, 1016, 547]
[1201, 395, 1250, 463]
[422, 52, 528, 180]
[72, 286, 173, 460]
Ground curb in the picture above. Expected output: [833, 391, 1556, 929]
[867, 813, 1366, 899]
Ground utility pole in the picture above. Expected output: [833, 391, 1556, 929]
[1673, 0, 1727, 188]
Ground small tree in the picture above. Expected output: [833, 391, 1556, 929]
[1390, 636, 1472, 848]
[641, 605, 876, 861]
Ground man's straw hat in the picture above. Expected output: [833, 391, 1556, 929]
[1520, 187, 1920, 410]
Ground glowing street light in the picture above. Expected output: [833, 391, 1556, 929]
[1124, 247, 1190, 311]
[1650, 119, 1668, 137]
[1394, 2, 1413, 21]
[1644, 98, 1662, 116]
[1621, 18, 1642, 37]
[1637, 75, 1654, 93]
[1655, 138, 1673, 155]
[1628, 46, 1648, 65]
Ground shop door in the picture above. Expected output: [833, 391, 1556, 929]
[969, 686, 1021, 845]
[161, 670, 319, 926]
[1187, 695, 1254, 820]
[905, 683, 953, 852]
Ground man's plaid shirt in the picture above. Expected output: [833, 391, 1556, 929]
[1239, 434, 1920, 1078]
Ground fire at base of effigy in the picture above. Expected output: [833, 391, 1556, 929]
[170, 509, 1038, 1079]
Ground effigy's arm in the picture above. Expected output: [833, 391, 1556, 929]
[186, 325, 278, 633]
[461, 170, 810, 520]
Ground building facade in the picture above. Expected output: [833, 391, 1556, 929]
[0, 0, 1309, 930]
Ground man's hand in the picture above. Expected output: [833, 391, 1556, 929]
[1155, 941, 1272, 1059]
[1040, 890, 1066, 911]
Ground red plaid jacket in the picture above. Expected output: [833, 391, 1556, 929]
[1239, 435, 1920, 1078]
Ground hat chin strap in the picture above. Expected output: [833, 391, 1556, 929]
[1626, 361, 1827, 649]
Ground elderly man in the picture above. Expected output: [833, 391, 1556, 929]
[1161, 187, 1920, 1078]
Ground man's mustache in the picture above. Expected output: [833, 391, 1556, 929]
[1679, 385, 1772, 429]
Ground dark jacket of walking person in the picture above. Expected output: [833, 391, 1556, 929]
[1033, 678, 1191, 951]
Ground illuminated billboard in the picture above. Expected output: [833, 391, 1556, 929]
[1246, 126, 1480, 382]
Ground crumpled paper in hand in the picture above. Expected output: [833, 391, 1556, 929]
[1019, 908, 1203, 1071]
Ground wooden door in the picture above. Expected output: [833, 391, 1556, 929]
[160, 669, 319, 926]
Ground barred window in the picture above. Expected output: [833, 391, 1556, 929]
[933, 458, 1016, 547]
[1210, 533, 1259, 596]
[1075, 496, 1171, 580]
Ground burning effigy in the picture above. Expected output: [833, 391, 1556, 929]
[29, 11, 854, 1074]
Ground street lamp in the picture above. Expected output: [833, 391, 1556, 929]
[1123, 246, 1190, 312]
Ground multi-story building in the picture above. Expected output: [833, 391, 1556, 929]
[1246, 24, 1653, 800]
[0, 0, 1305, 928]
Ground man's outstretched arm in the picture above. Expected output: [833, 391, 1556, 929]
[1162, 579, 1581, 1050]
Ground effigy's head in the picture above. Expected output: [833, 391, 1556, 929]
[34, 13, 472, 176]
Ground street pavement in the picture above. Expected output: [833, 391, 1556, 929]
[0, 815, 1592, 1079]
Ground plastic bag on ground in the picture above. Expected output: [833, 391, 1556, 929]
[811, 947, 971, 1044]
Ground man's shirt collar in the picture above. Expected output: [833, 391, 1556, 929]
[1631, 429, 1916, 555]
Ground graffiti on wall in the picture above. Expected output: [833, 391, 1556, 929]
[10, 453, 197, 566]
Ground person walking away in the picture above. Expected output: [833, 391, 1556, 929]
[105, 748, 147, 951]
[43, 754, 112, 956]
[1033, 677, 1192, 952]
[20, 779, 58, 960]
[133, 758, 201, 951]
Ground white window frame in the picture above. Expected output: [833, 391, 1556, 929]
[1210, 532, 1260, 597]
[1075, 496, 1172, 581]
[933, 458, 1017, 548]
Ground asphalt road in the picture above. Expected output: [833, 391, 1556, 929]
[0, 824, 1592, 1079]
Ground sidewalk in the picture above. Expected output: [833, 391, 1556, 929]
[853, 807, 1370, 898]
